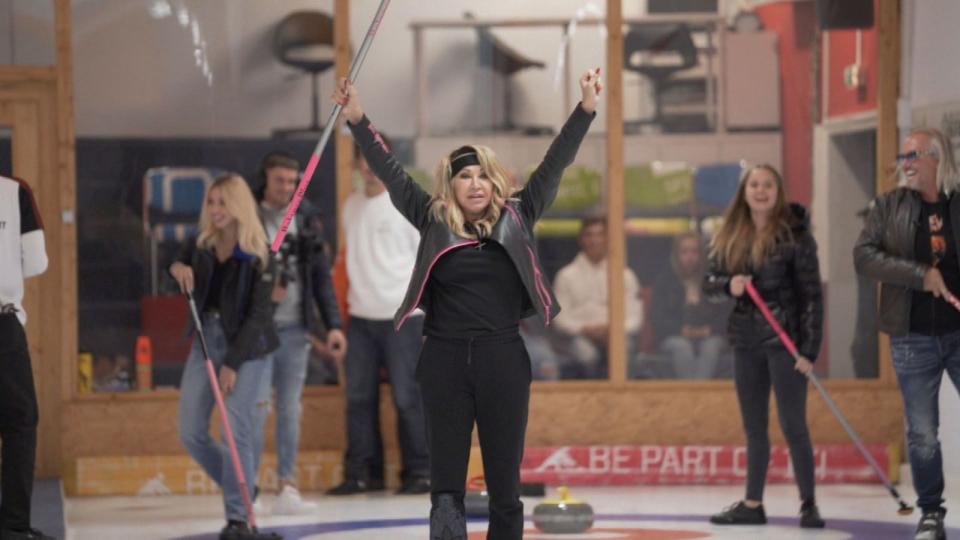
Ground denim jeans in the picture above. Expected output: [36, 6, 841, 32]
[890, 330, 960, 512]
[661, 335, 727, 379]
[343, 316, 429, 482]
[260, 323, 311, 482]
[178, 313, 272, 522]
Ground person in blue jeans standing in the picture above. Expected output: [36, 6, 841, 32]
[854, 127, 960, 540]
[255, 152, 347, 514]
[170, 174, 279, 540]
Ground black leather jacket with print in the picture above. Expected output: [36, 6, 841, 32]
[347, 104, 595, 329]
[703, 203, 824, 360]
[853, 187, 945, 336]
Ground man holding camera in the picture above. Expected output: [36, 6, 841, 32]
[255, 151, 346, 514]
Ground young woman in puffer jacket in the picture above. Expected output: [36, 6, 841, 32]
[703, 164, 825, 530]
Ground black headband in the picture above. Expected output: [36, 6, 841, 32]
[450, 150, 481, 177]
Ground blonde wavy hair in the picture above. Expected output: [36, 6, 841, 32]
[196, 174, 269, 269]
[430, 144, 516, 239]
[710, 164, 794, 274]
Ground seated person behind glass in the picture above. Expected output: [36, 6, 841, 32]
[651, 232, 730, 379]
[93, 354, 132, 391]
[552, 217, 643, 378]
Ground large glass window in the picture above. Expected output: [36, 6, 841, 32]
[74, 1, 341, 390]
[625, 0, 881, 380]
[0, 0, 55, 65]
[71, 0, 881, 391]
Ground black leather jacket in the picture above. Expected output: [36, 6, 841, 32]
[703, 203, 824, 360]
[175, 242, 280, 368]
[348, 105, 595, 330]
[853, 187, 942, 336]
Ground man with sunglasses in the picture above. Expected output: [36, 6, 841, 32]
[854, 127, 960, 540]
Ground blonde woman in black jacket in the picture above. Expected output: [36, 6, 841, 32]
[703, 164, 825, 529]
[169, 174, 278, 540]
[333, 70, 599, 539]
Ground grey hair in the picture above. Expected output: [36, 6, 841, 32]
[903, 127, 960, 194]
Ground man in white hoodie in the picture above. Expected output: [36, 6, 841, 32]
[0, 175, 51, 540]
[327, 137, 430, 496]
[553, 216, 643, 378]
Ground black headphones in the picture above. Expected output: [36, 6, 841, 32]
[256, 151, 300, 199]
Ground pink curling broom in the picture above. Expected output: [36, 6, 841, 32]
[185, 291, 278, 537]
[743, 281, 915, 516]
[271, 0, 391, 252]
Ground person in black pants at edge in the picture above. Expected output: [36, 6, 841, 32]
[332, 67, 600, 539]
[703, 164, 826, 529]
[0, 175, 52, 540]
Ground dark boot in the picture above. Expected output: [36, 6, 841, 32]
[430, 493, 466, 540]
[325, 478, 370, 496]
[799, 499, 825, 528]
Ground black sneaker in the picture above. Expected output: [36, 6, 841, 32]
[430, 494, 466, 540]
[219, 521, 252, 540]
[218, 521, 282, 540]
[709, 501, 767, 525]
[914, 509, 946, 540]
[800, 500, 825, 528]
[397, 476, 431, 495]
[326, 478, 370, 496]
[368, 478, 386, 491]
[0, 528, 56, 540]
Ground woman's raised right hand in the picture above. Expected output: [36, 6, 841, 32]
[170, 262, 194, 294]
[729, 274, 752, 297]
[332, 77, 364, 124]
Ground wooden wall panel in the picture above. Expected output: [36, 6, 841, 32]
[60, 384, 903, 464]
[605, 0, 626, 382]
[55, 0, 79, 407]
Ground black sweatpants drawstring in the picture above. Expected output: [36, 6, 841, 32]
[466, 337, 475, 364]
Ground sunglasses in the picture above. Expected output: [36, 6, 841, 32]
[896, 149, 937, 164]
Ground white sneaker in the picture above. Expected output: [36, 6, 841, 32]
[252, 496, 269, 517]
[272, 485, 319, 515]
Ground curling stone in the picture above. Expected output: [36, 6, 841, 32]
[532, 486, 594, 534]
[464, 476, 490, 518]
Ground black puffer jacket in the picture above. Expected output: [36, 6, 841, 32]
[703, 203, 824, 360]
